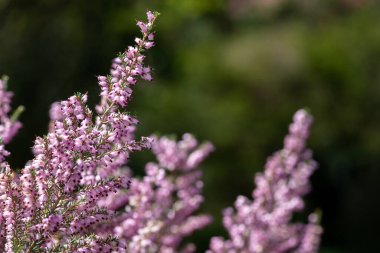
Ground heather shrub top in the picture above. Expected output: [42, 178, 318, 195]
[0, 10, 321, 253]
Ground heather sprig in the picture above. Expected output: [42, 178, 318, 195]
[0, 10, 159, 252]
[0, 162, 126, 252]
[96, 10, 158, 112]
[0, 76, 22, 161]
[98, 134, 214, 253]
[207, 109, 322, 253]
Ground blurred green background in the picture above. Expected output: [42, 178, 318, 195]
[1, 0, 379, 252]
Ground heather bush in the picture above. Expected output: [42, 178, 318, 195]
[0, 11, 321, 253]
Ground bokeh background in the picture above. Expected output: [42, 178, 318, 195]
[0, 0, 379, 252]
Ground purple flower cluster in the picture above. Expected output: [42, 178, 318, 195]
[96, 12, 156, 111]
[0, 77, 22, 161]
[98, 134, 214, 253]
[0, 10, 322, 253]
[0, 11, 159, 253]
[208, 109, 322, 253]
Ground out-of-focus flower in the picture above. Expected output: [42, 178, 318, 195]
[98, 134, 214, 253]
[0, 76, 22, 161]
[208, 109, 322, 253]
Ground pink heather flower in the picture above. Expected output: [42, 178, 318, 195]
[207, 109, 322, 253]
[0, 11, 159, 252]
[46, 9, 158, 185]
[96, 11, 159, 112]
[97, 134, 214, 253]
[0, 77, 22, 161]
[147, 11, 155, 23]
[49, 101, 64, 121]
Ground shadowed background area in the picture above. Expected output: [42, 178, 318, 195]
[0, 0, 379, 252]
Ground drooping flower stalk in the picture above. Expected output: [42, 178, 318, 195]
[97, 134, 214, 253]
[0, 11, 159, 252]
[207, 109, 322, 253]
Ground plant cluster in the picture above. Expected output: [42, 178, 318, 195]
[0, 11, 321, 253]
